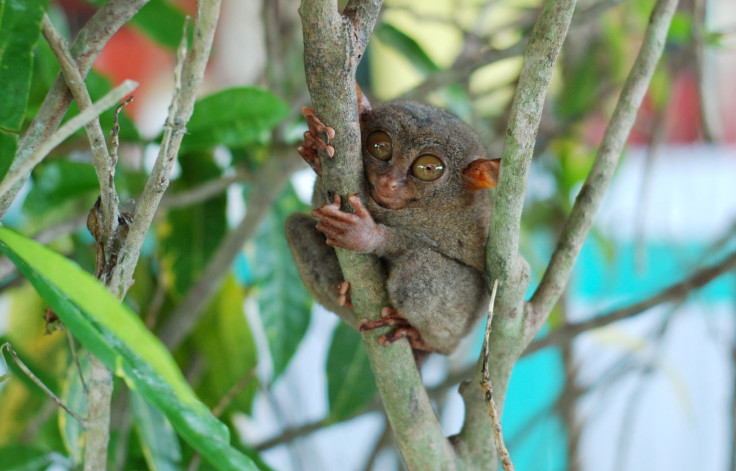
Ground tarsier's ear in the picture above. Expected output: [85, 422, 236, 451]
[357, 83, 372, 126]
[462, 158, 501, 190]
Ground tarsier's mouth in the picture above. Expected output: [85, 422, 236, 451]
[369, 186, 408, 210]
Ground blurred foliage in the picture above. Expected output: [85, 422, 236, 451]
[0, 0, 706, 469]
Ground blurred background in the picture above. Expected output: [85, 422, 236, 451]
[1, 0, 735, 470]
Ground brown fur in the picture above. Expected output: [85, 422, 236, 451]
[286, 100, 498, 354]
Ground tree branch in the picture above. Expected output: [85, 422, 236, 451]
[0, 0, 151, 218]
[41, 14, 121, 239]
[457, 0, 577, 467]
[108, 0, 222, 299]
[0, 81, 137, 200]
[525, 249, 736, 355]
[299, 1, 459, 468]
[528, 0, 680, 336]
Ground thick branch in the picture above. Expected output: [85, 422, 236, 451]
[525, 249, 736, 355]
[0, 0, 151, 218]
[300, 1, 458, 468]
[457, 0, 577, 467]
[108, 0, 222, 299]
[528, 0, 680, 335]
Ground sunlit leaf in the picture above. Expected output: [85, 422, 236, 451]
[194, 276, 258, 413]
[0, 227, 259, 471]
[326, 323, 376, 422]
[181, 88, 289, 152]
[251, 184, 311, 379]
[0, 0, 49, 130]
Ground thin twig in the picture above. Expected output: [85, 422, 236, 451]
[480, 280, 514, 471]
[529, 0, 680, 329]
[0, 80, 137, 199]
[66, 329, 88, 394]
[109, 1, 222, 299]
[41, 14, 121, 238]
[526, 249, 736, 355]
[0, 0, 151, 218]
[211, 368, 257, 418]
[1, 343, 87, 426]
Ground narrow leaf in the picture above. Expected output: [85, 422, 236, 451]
[0, 228, 259, 471]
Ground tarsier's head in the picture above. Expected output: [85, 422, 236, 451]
[360, 100, 500, 210]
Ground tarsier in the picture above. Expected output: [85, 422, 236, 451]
[285, 90, 500, 355]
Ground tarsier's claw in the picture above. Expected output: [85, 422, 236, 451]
[334, 281, 352, 309]
[301, 107, 336, 158]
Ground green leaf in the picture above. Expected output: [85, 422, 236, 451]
[131, 391, 182, 471]
[326, 323, 376, 422]
[375, 23, 439, 75]
[160, 152, 227, 297]
[251, 184, 311, 379]
[0, 444, 68, 471]
[0, 0, 50, 130]
[132, 0, 188, 50]
[194, 276, 258, 413]
[23, 161, 99, 215]
[181, 88, 289, 153]
[59, 352, 89, 465]
[0, 227, 259, 471]
[0, 130, 17, 182]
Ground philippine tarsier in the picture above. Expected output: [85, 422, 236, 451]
[285, 91, 500, 354]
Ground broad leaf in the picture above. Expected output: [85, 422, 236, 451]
[0, 228, 258, 471]
[251, 184, 311, 379]
[326, 323, 376, 422]
[0, 0, 49, 130]
[23, 161, 99, 216]
[181, 88, 289, 153]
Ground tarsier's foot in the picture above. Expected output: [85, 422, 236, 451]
[333, 281, 352, 309]
[359, 307, 437, 352]
[297, 107, 335, 176]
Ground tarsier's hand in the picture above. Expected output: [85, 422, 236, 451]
[312, 194, 386, 254]
[297, 107, 335, 176]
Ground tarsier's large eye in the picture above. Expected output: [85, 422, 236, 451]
[366, 131, 393, 161]
[411, 155, 445, 181]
